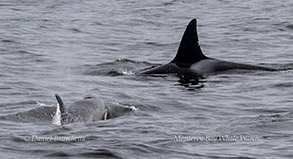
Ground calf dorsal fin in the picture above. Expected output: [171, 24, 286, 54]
[55, 94, 67, 125]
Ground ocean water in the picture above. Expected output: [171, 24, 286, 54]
[1, 0, 293, 158]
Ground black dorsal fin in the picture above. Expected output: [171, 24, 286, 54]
[171, 19, 207, 67]
[55, 94, 67, 124]
[55, 94, 65, 114]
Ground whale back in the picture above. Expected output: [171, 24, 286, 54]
[54, 94, 107, 125]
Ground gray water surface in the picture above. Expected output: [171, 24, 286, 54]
[1, 0, 293, 158]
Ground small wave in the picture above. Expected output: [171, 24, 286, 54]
[114, 58, 154, 65]
[106, 70, 134, 76]
[45, 149, 122, 158]
[113, 103, 139, 111]
[273, 22, 293, 31]
[78, 149, 122, 159]
[45, 152, 71, 157]
[286, 24, 293, 30]
[257, 113, 291, 123]
[70, 28, 82, 33]
[1, 100, 37, 107]
[11, 135, 28, 143]
[271, 82, 293, 88]
[36, 101, 53, 107]
[163, 0, 177, 6]
[143, 41, 171, 47]
[1, 39, 15, 43]
[83, 59, 155, 76]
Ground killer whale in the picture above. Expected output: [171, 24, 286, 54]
[0, 94, 135, 125]
[53, 94, 108, 125]
[138, 19, 276, 75]
[53, 94, 135, 125]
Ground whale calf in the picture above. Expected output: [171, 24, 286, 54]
[53, 94, 135, 125]
[53, 94, 108, 125]
[1, 94, 135, 125]
[138, 19, 276, 76]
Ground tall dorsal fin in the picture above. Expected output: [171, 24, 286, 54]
[171, 19, 207, 67]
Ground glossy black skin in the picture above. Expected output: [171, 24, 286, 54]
[138, 19, 275, 76]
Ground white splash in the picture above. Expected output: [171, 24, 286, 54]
[120, 69, 135, 75]
[128, 105, 139, 111]
[36, 101, 53, 107]
[114, 103, 139, 111]
[52, 103, 62, 126]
